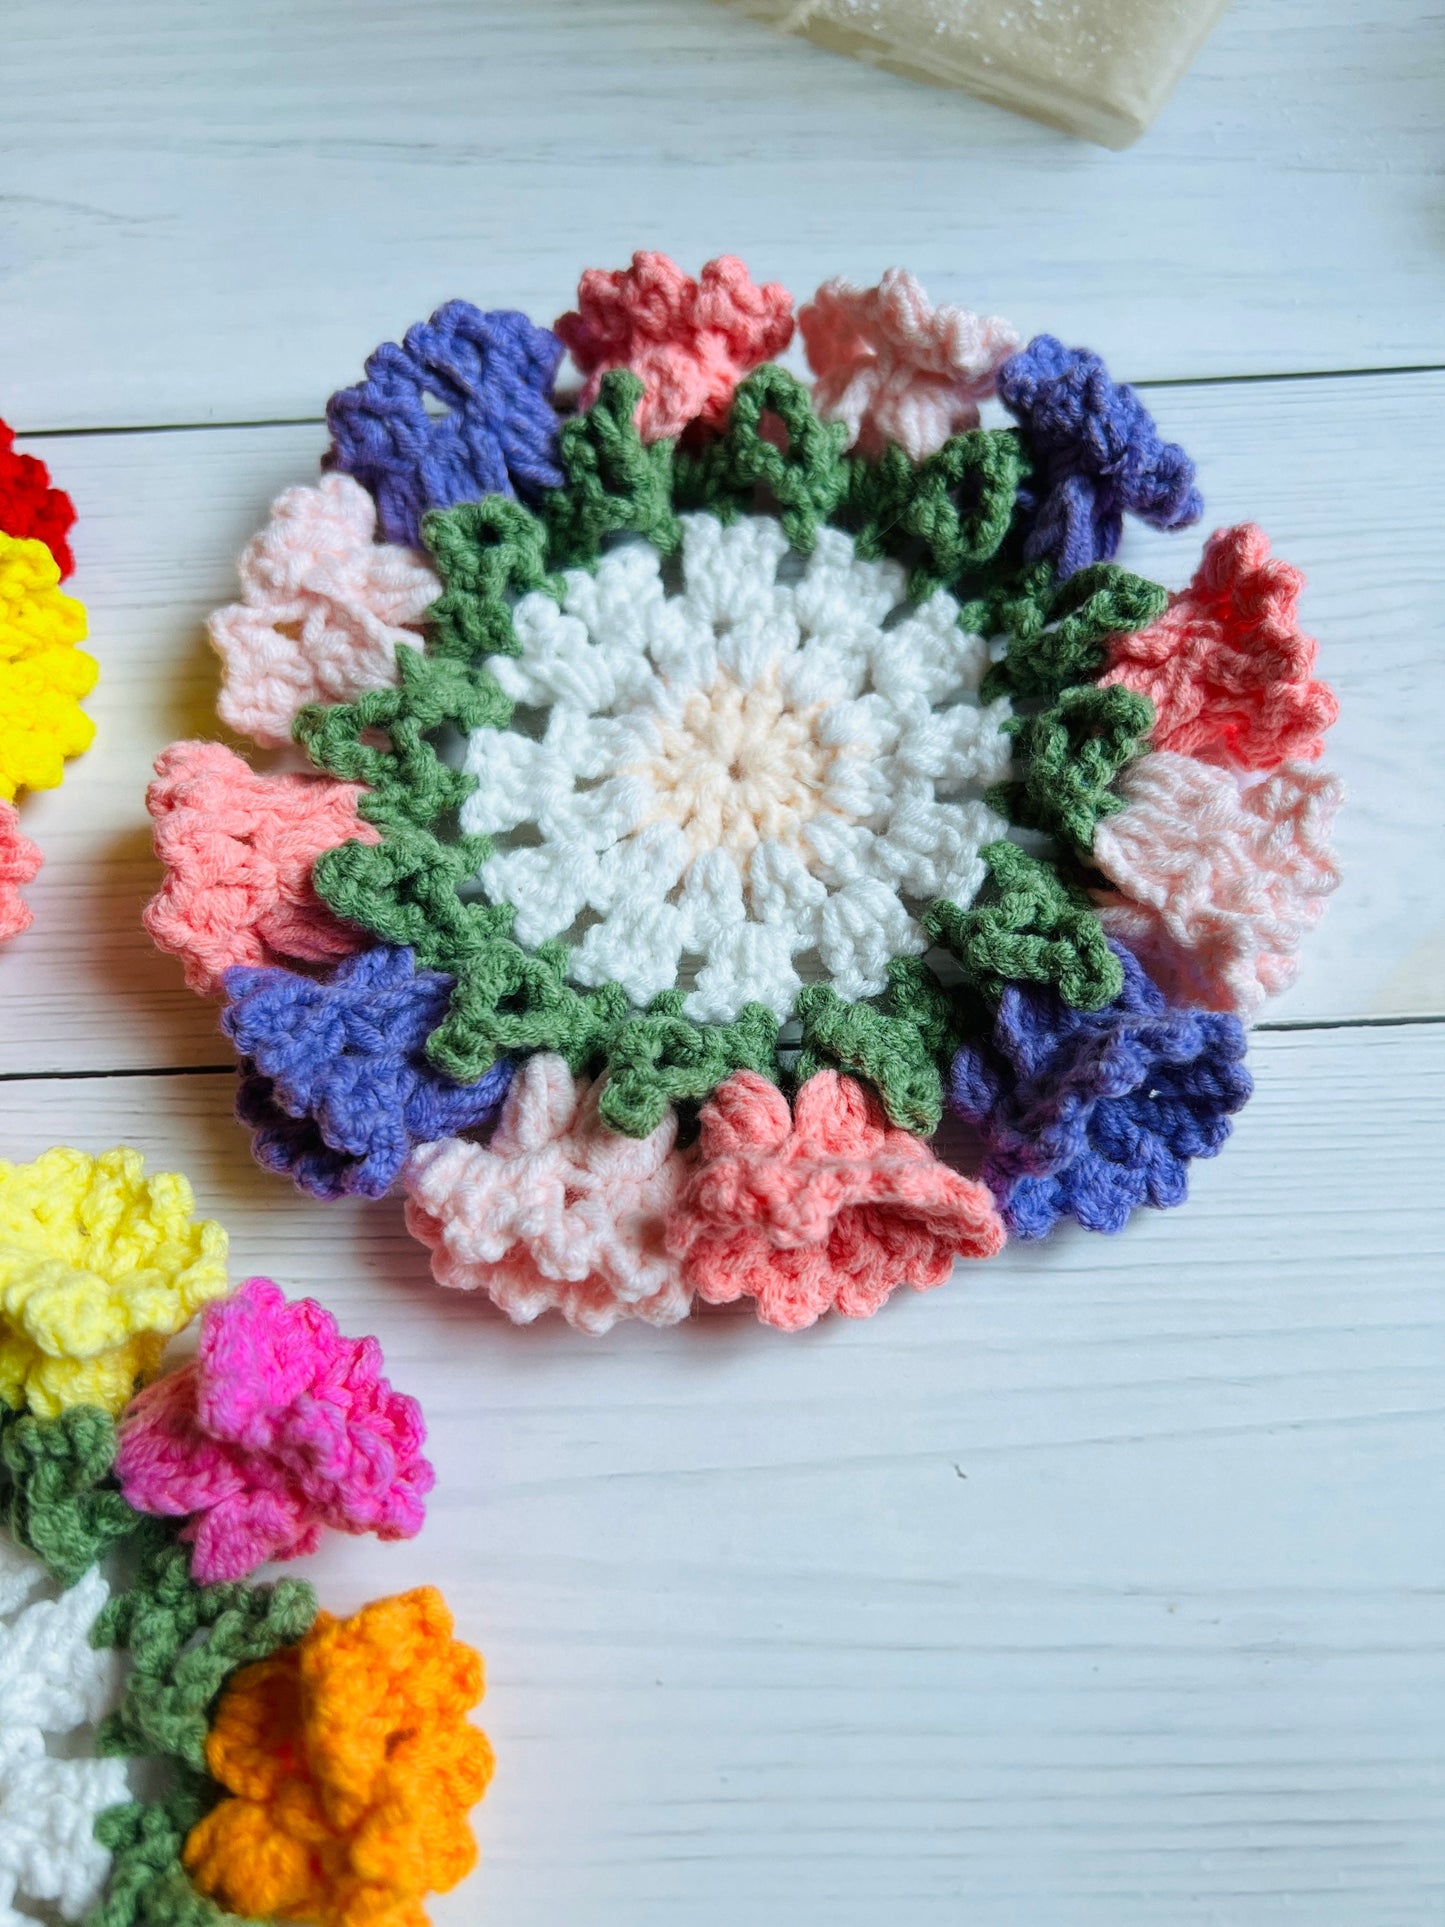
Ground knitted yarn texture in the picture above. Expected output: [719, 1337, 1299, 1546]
[144, 254, 1345, 1333]
[0, 1145, 489, 1927]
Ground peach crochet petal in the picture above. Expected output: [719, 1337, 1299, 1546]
[666, 1070, 1006, 1333]
[143, 740, 380, 995]
[1100, 523, 1339, 771]
[210, 474, 437, 748]
[1092, 751, 1344, 1017]
[402, 1053, 695, 1334]
[555, 252, 795, 443]
[0, 801, 41, 944]
[798, 268, 1019, 460]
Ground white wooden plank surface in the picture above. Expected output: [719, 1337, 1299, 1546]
[2, 368, 1441, 1076]
[0, 1026, 1440, 1926]
[2, 0, 1443, 433]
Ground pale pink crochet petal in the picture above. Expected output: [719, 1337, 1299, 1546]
[556, 252, 795, 443]
[0, 800, 41, 943]
[143, 739, 380, 995]
[1092, 750, 1344, 1017]
[403, 1054, 695, 1334]
[666, 1070, 1006, 1333]
[799, 268, 1019, 461]
[1100, 523, 1339, 771]
[210, 473, 437, 747]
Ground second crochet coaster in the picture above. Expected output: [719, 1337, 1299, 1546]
[0, 1144, 490, 1927]
[143, 254, 1344, 1334]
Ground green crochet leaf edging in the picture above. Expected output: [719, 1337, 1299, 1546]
[989, 684, 1155, 849]
[0, 1404, 137, 1589]
[926, 841, 1123, 1012]
[976, 560, 1169, 702]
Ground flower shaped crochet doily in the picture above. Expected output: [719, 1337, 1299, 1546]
[146, 253, 1344, 1334]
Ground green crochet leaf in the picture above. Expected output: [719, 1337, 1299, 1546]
[684, 364, 851, 551]
[0, 1404, 137, 1589]
[89, 1785, 249, 1927]
[94, 1524, 316, 1776]
[845, 427, 1029, 601]
[989, 684, 1155, 848]
[977, 560, 1169, 702]
[425, 940, 622, 1084]
[796, 958, 965, 1136]
[926, 841, 1123, 1012]
[600, 994, 779, 1137]
[542, 369, 682, 564]
[423, 494, 557, 665]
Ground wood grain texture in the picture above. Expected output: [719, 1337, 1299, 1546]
[1, 368, 1440, 1075]
[2, 0, 1443, 431]
[0, 1025, 1440, 1926]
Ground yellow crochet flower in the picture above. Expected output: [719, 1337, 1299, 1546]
[0, 532, 96, 800]
[0, 1147, 228, 1418]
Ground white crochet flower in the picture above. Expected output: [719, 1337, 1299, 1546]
[461, 513, 1012, 1023]
[0, 1540, 127, 1927]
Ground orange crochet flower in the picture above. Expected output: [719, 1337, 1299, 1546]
[184, 1587, 492, 1927]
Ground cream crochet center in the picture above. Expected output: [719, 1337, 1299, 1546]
[461, 511, 1013, 1024]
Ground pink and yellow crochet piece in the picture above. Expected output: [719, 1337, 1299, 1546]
[0, 1143, 490, 1927]
[0, 420, 94, 945]
[143, 254, 1343, 1333]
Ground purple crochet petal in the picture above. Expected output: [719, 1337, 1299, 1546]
[325, 301, 565, 546]
[998, 335, 1203, 577]
[224, 944, 513, 1200]
[948, 940, 1251, 1238]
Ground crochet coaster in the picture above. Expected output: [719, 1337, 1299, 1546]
[0, 419, 94, 945]
[144, 255, 1343, 1335]
[0, 1144, 490, 1927]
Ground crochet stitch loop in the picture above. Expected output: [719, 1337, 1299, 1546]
[326, 300, 565, 549]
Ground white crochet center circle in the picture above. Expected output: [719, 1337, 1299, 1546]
[460, 511, 1013, 1024]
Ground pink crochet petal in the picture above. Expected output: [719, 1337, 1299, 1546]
[143, 740, 380, 995]
[1092, 751, 1344, 1017]
[1100, 524, 1339, 771]
[209, 474, 437, 748]
[798, 268, 1019, 461]
[667, 1070, 1006, 1333]
[556, 252, 795, 443]
[115, 1276, 433, 1584]
[402, 1053, 695, 1334]
[0, 800, 42, 944]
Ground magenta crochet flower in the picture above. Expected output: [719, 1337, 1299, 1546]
[114, 1276, 434, 1583]
[799, 268, 1019, 460]
[0, 800, 41, 944]
[555, 252, 795, 443]
[209, 474, 438, 748]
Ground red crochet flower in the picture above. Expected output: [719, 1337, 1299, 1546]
[0, 800, 42, 944]
[555, 252, 794, 443]
[667, 1070, 1005, 1332]
[1100, 523, 1338, 770]
[143, 739, 379, 994]
[0, 419, 76, 578]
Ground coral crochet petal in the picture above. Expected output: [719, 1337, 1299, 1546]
[799, 268, 1019, 460]
[144, 739, 380, 995]
[556, 252, 795, 442]
[667, 1070, 1005, 1332]
[1100, 522, 1339, 770]
[404, 1053, 695, 1334]
[210, 474, 438, 747]
[115, 1277, 433, 1583]
[0, 800, 42, 944]
[1091, 751, 1344, 1016]
[0, 420, 77, 578]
